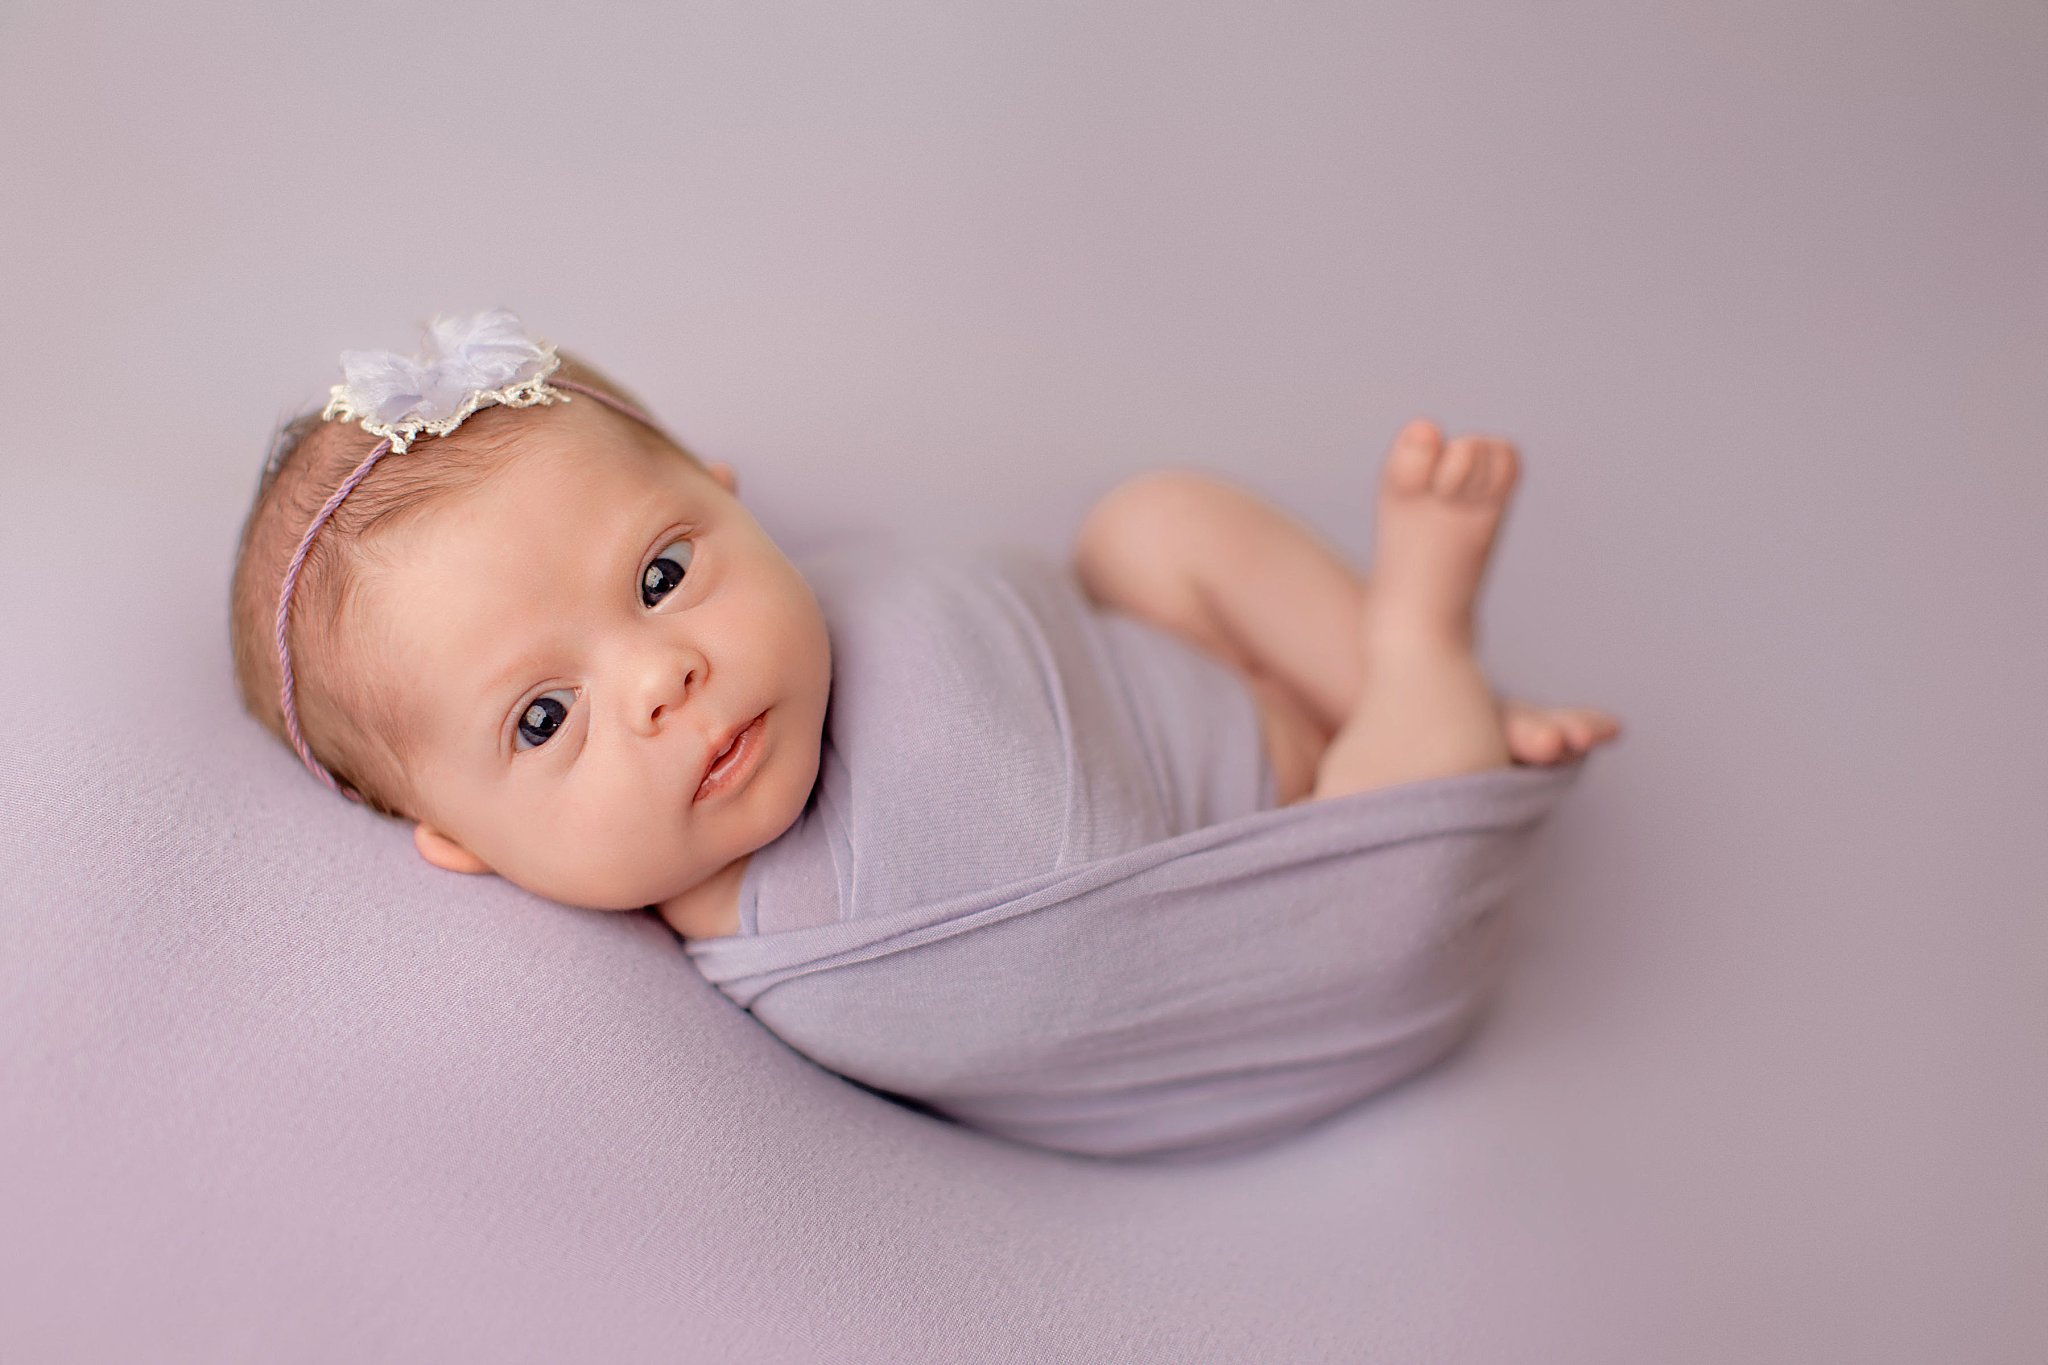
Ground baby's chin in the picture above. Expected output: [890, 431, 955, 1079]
[489, 863, 689, 916]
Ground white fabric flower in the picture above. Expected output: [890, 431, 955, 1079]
[321, 309, 565, 452]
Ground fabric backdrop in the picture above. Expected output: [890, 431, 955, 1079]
[2, 1, 2042, 1360]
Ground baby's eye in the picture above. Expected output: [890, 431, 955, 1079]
[515, 689, 575, 751]
[641, 537, 695, 608]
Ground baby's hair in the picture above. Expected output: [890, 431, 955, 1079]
[228, 349, 708, 821]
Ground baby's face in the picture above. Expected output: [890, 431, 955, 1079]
[362, 401, 832, 922]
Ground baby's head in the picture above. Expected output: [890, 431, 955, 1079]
[229, 316, 833, 927]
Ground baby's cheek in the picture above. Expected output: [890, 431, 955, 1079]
[523, 796, 670, 910]
[527, 806, 615, 893]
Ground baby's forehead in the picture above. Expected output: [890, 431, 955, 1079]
[355, 436, 698, 693]
[404, 426, 677, 536]
[376, 452, 669, 593]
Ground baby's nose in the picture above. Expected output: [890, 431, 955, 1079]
[637, 658, 702, 732]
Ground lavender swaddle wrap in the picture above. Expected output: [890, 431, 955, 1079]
[682, 538, 1588, 1160]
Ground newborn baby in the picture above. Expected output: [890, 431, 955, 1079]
[231, 312, 1619, 1158]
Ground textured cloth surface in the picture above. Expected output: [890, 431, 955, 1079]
[7, 2, 2045, 1359]
[686, 540, 1587, 1158]
[735, 539, 1277, 939]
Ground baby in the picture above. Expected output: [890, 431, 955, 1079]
[231, 312, 1618, 1157]
[231, 312, 1619, 943]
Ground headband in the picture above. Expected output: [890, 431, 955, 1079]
[275, 309, 670, 804]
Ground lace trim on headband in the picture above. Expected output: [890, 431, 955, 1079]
[321, 350, 570, 454]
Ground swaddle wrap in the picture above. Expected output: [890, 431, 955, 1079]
[682, 537, 1588, 1160]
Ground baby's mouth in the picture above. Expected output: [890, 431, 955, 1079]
[695, 710, 767, 802]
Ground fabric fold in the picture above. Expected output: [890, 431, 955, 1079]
[680, 537, 1592, 1159]
[687, 761, 1581, 1159]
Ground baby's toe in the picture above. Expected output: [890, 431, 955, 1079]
[1504, 709, 1568, 764]
[1558, 709, 1623, 750]
[1384, 419, 1443, 497]
[1481, 438, 1520, 499]
[1433, 436, 1483, 498]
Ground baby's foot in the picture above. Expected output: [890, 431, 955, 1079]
[1501, 699, 1625, 765]
[1363, 419, 1518, 652]
[1306, 419, 1522, 799]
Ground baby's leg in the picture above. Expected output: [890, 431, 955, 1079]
[1309, 421, 1516, 797]
[1145, 485, 1369, 740]
[1102, 460, 1620, 767]
[1073, 448, 1623, 772]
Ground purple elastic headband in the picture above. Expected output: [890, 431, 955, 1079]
[275, 311, 670, 804]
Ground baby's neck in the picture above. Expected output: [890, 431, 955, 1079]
[658, 852, 750, 940]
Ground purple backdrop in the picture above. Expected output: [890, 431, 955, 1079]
[2, 1, 2042, 1360]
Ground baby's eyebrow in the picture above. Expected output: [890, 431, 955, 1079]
[480, 647, 549, 706]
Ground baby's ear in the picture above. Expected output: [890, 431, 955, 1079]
[707, 461, 738, 496]
[413, 822, 493, 875]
